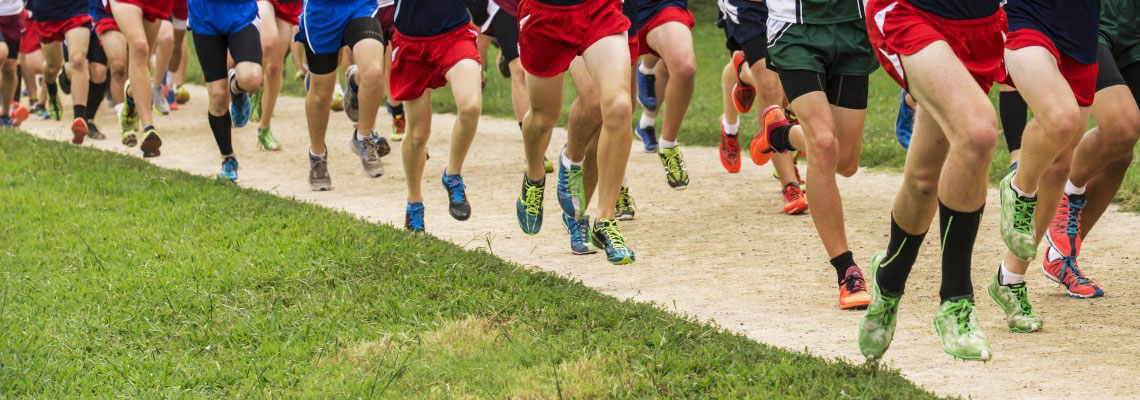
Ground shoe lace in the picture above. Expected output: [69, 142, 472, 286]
[1012, 196, 1036, 233]
[617, 187, 634, 212]
[523, 182, 543, 216]
[844, 270, 866, 293]
[1061, 195, 1086, 236]
[1060, 256, 1093, 285]
[362, 138, 380, 162]
[445, 175, 467, 204]
[567, 167, 584, 202]
[1008, 284, 1034, 314]
[598, 220, 627, 249]
[223, 158, 238, 172]
[407, 204, 425, 230]
[784, 184, 802, 203]
[662, 149, 685, 176]
[945, 299, 978, 335]
[312, 157, 329, 178]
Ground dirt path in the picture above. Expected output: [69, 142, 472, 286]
[23, 85, 1140, 399]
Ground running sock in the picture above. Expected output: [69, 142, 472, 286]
[639, 112, 654, 129]
[561, 149, 582, 168]
[1064, 180, 1087, 195]
[659, 138, 677, 149]
[638, 62, 655, 75]
[73, 105, 85, 121]
[355, 129, 370, 142]
[208, 112, 234, 156]
[938, 201, 983, 302]
[114, 102, 124, 116]
[999, 261, 1026, 285]
[999, 91, 1027, 152]
[47, 82, 58, 99]
[526, 175, 545, 187]
[876, 216, 927, 296]
[830, 251, 855, 285]
[85, 80, 108, 120]
[390, 103, 404, 117]
[722, 116, 739, 136]
[1010, 174, 1036, 198]
[310, 148, 326, 158]
[770, 124, 796, 152]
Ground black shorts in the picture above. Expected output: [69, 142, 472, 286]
[1095, 43, 1140, 104]
[1, 37, 16, 60]
[304, 17, 382, 75]
[87, 30, 106, 64]
[486, 7, 519, 62]
[467, 0, 490, 27]
[719, 7, 766, 65]
[192, 24, 262, 82]
[776, 69, 868, 109]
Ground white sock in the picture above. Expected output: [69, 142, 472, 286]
[999, 261, 1026, 285]
[1010, 174, 1036, 198]
[638, 62, 655, 75]
[334, 82, 344, 95]
[310, 148, 326, 158]
[1064, 180, 1086, 195]
[659, 138, 678, 149]
[639, 112, 654, 129]
[722, 115, 739, 136]
[114, 103, 124, 115]
[356, 131, 370, 142]
[560, 149, 582, 168]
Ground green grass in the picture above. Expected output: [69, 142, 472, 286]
[0, 131, 938, 398]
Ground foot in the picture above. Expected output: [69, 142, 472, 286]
[349, 132, 387, 178]
[47, 94, 62, 121]
[0, 115, 12, 127]
[730, 52, 755, 113]
[556, 152, 586, 218]
[658, 145, 689, 190]
[895, 89, 914, 149]
[229, 70, 252, 128]
[166, 84, 178, 111]
[999, 171, 1038, 260]
[391, 113, 406, 141]
[561, 213, 596, 255]
[10, 103, 28, 126]
[257, 127, 281, 151]
[59, 70, 71, 95]
[750, 105, 789, 166]
[635, 62, 657, 112]
[516, 175, 545, 235]
[86, 121, 105, 140]
[250, 89, 263, 123]
[718, 118, 741, 173]
[308, 151, 332, 191]
[591, 218, 635, 265]
[1042, 193, 1105, 298]
[839, 265, 872, 310]
[330, 89, 344, 111]
[405, 202, 425, 233]
[616, 186, 636, 221]
[635, 124, 659, 152]
[543, 157, 554, 174]
[152, 84, 170, 115]
[218, 157, 240, 182]
[139, 126, 162, 158]
[858, 252, 901, 361]
[782, 183, 808, 215]
[33, 104, 49, 120]
[70, 118, 88, 144]
[121, 131, 138, 147]
[119, 84, 140, 132]
[175, 84, 190, 104]
[442, 171, 471, 221]
[344, 65, 359, 123]
[987, 269, 1043, 333]
[933, 298, 992, 361]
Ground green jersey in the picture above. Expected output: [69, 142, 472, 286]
[767, 0, 866, 24]
[1099, 0, 1140, 68]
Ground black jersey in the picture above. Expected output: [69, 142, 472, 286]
[908, 0, 1000, 20]
[1006, 0, 1101, 64]
[27, 0, 88, 21]
[394, 0, 471, 37]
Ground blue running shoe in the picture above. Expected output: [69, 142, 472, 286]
[562, 213, 596, 255]
[895, 89, 914, 149]
[442, 170, 471, 221]
[635, 123, 658, 153]
[636, 62, 657, 112]
[166, 84, 177, 108]
[0, 115, 13, 127]
[405, 202, 425, 233]
[591, 218, 635, 265]
[516, 174, 545, 235]
[229, 70, 252, 128]
[218, 157, 239, 182]
[556, 152, 586, 218]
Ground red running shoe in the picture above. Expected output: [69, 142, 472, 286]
[839, 265, 871, 310]
[719, 117, 741, 173]
[70, 117, 88, 144]
[731, 52, 756, 114]
[749, 105, 788, 166]
[783, 182, 808, 215]
[1042, 193, 1104, 298]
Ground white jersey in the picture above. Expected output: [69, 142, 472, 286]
[766, 0, 865, 24]
[0, 0, 23, 17]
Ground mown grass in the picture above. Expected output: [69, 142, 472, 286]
[0, 131, 939, 397]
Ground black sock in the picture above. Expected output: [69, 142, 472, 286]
[938, 201, 983, 302]
[999, 91, 1027, 153]
[526, 175, 544, 186]
[770, 124, 796, 152]
[85, 80, 108, 120]
[73, 105, 86, 121]
[208, 112, 233, 156]
[830, 251, 855, 285]
[13, 69, 21, 104]
[230, 78, 243, 96]
[391, 103, 404, 116]
[47, 82, 58, 100]
[876, 216, 927, 296]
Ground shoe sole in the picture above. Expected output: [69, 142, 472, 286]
[609, 256, 634, 265]
[931, 318, 992, 361]
[122, 134, 138, 147]
[616, 213, 635, 221]
[140, 134, 162, 158]
[70, 121, 87, 144]
[310, 181, 332, 191]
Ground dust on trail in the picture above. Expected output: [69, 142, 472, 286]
[23, 85, 1140, 399]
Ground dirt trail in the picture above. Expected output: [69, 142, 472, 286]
[23, 85, 1140, 399]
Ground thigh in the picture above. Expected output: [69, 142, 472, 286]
[228, 24, 263, 65]
[902, 41, 998, 141]
[446, 59, 482, 109]
[192, 33, 229, 82]
[525, 72, 566, 118]
[65, 27, 91, 58]
[581, 34, 633, 105]
[646, 23, 694, 70]
[257, 1, 279, 46]
[1005, 46, 1081, 117]
[342, 17, 383, 52]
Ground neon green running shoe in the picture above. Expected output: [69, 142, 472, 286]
[591, 218, 635, 265]
[257, 127, 281, 151]
[120, 81, 140, 132]
[857, 252, 901, 361]
[932, 298, 992, 361]
[543, 157, 554, 173]
[48, 93, 63, 121]
[616, 185, 635, 220]
[658, 145, 689, 190]
[987, 269, 1042, 333]
[250, 89, 263, 123]
[1000, 171, 1038, 260]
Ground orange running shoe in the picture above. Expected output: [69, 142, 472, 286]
[839, 265, 871, 309]
[10, 102, 28, 126]
[70, 117, 88, 144]
[1042, 193, 1104, 298]
[731, 52, 756, 114]
[719, 117, 741, 173]
[783, 183, 808, 215]
[749, 105, 788, 166]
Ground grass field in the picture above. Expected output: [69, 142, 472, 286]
[0, 131, 941, 397]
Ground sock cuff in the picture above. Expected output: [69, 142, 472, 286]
[1064, 180, 1087, 195]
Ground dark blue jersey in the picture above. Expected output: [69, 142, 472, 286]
[1006, 0, 1101, 64]
[393, 0, 471, 37]
[624, 0, 640, 35]
[89, 0, 111, 21]
[718, 0, 767, 25]
[636, 0, 685, 27]
[908, 0, 999, 20]
[27, 0, 88, 21]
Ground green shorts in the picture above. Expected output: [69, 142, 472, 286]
[1100, 0, 1140, 68]
[765, 19, 879, 77]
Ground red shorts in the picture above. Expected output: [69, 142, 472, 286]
[375, 5, 395, 44]
[270, 0, 302, 26]
[109, 0, 174, 22]
[865, 0, 1006, 92]
[390, 24, 481, 101]
[635, 6, 694, 57]
[35, 15, 92, 44]
[1004, 29, 1098, 107]
[628, 35, 638, 66]
[517, 0, 630, 77]
[20, 13, 39, 53]
[172, 0, 188, 21]
[95, 17, 120, 35]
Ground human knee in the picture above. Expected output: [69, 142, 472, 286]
[128, 38, 149, 58]
[1099, 112, 1140, 154]
[208, 88, 229, 111]
[837, 157, 860, 178]
[237, 66, 262, 91]
[957, 119, 1000, 160]
[1041, 107, 1084, 137]
[600, 94, 632, 125]
[903, 168, 941, 199]
[89, 64, 107, 83]
[668, 57, 696, 81]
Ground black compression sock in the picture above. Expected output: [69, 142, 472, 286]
[770, 124, 796, 152]
[391, 103, 404, 116]
[85, 80, 108, 120]
[73, 105, 86, 121]
[876, 216, 927, 296]
[47, 82, 58, 99]
[938, 201, 983, 302]
[208, 112, 234, 156]
[999, 91, 1027, 152]
[829, 251, 855, 285]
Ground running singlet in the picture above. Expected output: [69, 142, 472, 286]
[766, 0, 864, 24]
[624, 0, 640, 35]
[393, 0, 470, 37]
[26, 0, 87, 21]
[908, 0, 1000, 20]
[89, 0, 111, 20]
[636, 0, 685, 26]
[1006, 0, 1101, 64]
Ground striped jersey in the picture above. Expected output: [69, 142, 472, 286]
[766, 0, 864, 24]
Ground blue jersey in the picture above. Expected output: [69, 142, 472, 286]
[89, 0, 112, 21]
[636, 0, 686, 28]
[909, 0, 999, 20]
[297, 0, 378, 54]
[27, 0, 87, 21]
[188, 0, 259, 36]
[1006, 0, 1101, 64]
[393, 0, 470, 37]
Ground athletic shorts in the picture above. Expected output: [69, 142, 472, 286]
[270, 0, 302, 26]
[865, 0, 1007, 92]
[193, 24, 263, 82]
[1094, 44, 1140, 105]
[0, 14, 21, 59]
[172, 0, 188, 23]
[635, 6, 694, 57]
[296, 0, 377, 55]
[87, 30, 107, 64]
[95, 16, 120, 35]
[374, 5, 396, 45]
[517, 0, 631, 78]
[109, 0, 174, 22]
[766, 19, 877, 77]
[628, 34, 638, 66]
[390, 24, 481, 101]
[189, 0, 259, 36]
[20, 13, 39, 53]
[720, 5, 767, 64]
[1099, 0, 1140, 72]
[483, 6, 519, 62]
[35, 15, 92, 44]
[1005, 28, 1098, 107]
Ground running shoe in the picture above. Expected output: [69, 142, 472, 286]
[750, 105, 789, 166]
[858, 252, 900, 361]
[140, 126, 162, 158]
[635, 123, 659, 152]
[218, 157, 240, 182]
[249, 88, 262, 122]
[349, 132, 387, 178]
[783, 182, 808, 215]
[59, 70, 71, 95]
[999, 171, 1038, 261]
[309, 151, 332, 191]
[152, 84, 170, 115]
[344, 65, 359, 122]
[616, 186, 636, 220]
[0, 115, 13, 127]
[121, 81, 140, 132]
[122, 131, 138, 147]
[516, 175, 545, 235]
[556, 152, 586, 218]
[175, 84, 190, 104]
[166, 84, 178, 111]
[635, 62, 657, 112]
[895, 89, 914, 149]
[497, 53, 511, 78]
[1042, 193, 1104, 298]
[47, 92, 62, 121]
[544, 157, 554, 173]
[442, 171, 471, 221]
[405, 202, 425, 233]
[932, 298, 992, 361]
[389, 103, 406, 141]
[658, 145, 689, 190]
[1042, 255, 1104, 298]
[86, 121, 105, 140]
[839, 265, 871, 309]
[730, 52, 755, 114]
[987, 268, 1043, 332]
[562, 213, 596, 255]
[10, 103, 28, 126]
[257, 127, 281, 151]
[33, 104, 50, 120]
[331, 85, 344, 111]
[229, 70, 252, 127]
[719, 118, 741, 173]
[70, 118, 88, 144]
[591, 218, 635, 265]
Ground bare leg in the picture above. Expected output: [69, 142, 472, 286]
[581, 36, 634, 219]
[444, 59, 482, 174]
[645, 23, 694, 143]
[111, 0, 161, 127]
[349, 39, 385, 135]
